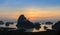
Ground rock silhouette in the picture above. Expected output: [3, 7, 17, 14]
[5, 22, 10, 26]
[0, 21, 4, 25]
[34, 22, 41, 30]
[45, 21, 53, 25]
[44, 26, 47, 30]
[52, 21, 60, 30]
[16, 14, 34, 29]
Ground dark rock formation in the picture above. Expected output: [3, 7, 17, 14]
[5, 22, 14, 26]
[52, 21, 60, 30]
[44, 26, 47, 30]
[5, 22, 13, 26]
[5, 23, 9, 26]
[16, 14, 34, 29]
[34, 22, 41, 30]
[0, 21, 4, 25]
[45, 21, 53, 25]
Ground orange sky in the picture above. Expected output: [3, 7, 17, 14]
[0, 8, 60, 21]
[18, 8, 60, 20]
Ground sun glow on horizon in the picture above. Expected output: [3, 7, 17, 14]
[21, 8, 60, 20]
[0, 7, 60, 21]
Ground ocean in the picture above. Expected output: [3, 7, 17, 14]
[0, 23, 52, 32]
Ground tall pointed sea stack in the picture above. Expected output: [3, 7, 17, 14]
[16, 14, 34, 29]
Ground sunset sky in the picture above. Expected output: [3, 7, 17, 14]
[0, 0, 60, 22]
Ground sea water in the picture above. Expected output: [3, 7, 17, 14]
[0, 23, 52, 32]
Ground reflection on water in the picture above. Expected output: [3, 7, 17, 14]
[0, 23, 52, 32]
[0, 23, 17, 28]
[32, 24, 52, 32]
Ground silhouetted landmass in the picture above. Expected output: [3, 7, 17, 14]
[45, 21, 53, 25]
[5, 22, 14, 26]
[5, 22, 10, 26]
[44, 26, 47, 30]
[34, 22, 41, 30]
[52, 21, 60, 31]
[16, 14, 34, 29]
[0, 14, 59, 35]
[0, 21, 4, 25]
